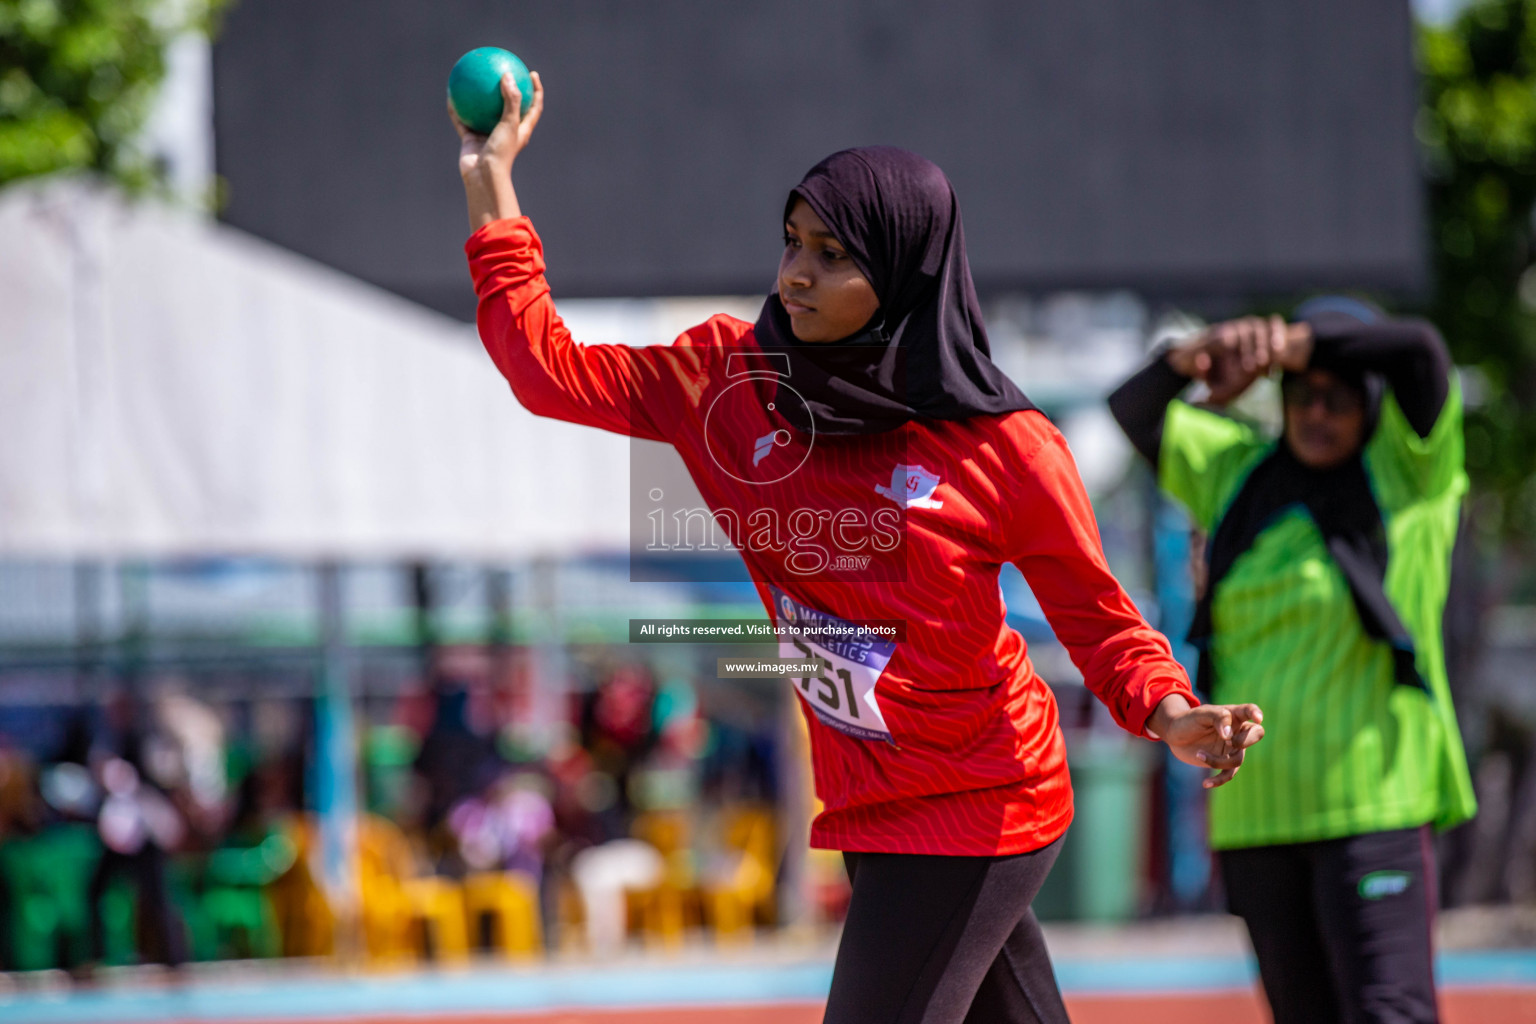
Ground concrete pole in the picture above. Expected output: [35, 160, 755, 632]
[314, 562, 361, 960]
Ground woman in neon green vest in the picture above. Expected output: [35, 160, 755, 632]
[1109, 297, 1476, 1024]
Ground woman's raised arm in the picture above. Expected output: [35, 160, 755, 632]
[454, 73, 714, 441]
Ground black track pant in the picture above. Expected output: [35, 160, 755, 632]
[1221, 826, 1439, 1024]
[824, 837, 1069, 1024]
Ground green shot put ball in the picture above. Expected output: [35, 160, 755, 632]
[448, 47, 532, 134]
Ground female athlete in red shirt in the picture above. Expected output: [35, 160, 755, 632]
[453, 72, 1263, 1024]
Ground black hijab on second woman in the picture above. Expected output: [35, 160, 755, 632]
[753, 146, 1033, 436]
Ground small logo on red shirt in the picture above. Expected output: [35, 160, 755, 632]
[778, 594, 799, 624]
[875, 464, 945, 510]
[753, 430, 789, 466]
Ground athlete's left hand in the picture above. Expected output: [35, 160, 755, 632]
[1147, 695, 1264, 789]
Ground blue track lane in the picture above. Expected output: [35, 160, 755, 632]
[0, 951, 1533, 1023]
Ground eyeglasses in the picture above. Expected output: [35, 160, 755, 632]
[1281, 377, 1364, 415]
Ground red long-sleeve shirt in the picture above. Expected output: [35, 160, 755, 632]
[468, 218, 1193, 855]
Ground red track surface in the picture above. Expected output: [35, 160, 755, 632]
[234, 988, 1536, 1024]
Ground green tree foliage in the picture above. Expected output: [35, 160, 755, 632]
[1418, 0, 1536, 537]
[0, 0, 226, 191]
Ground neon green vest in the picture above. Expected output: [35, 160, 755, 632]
[1159, 382, 1477, 849]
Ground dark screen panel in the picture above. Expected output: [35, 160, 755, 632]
[213, 0, 1425, 318]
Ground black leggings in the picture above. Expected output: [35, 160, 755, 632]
[1221, 826, 1439, 1024]
[824, 837, 1069, 1024]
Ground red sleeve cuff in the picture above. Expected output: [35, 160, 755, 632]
[465, 214, 537, 256]
[465, 216, 545, 288]
[1127, 674, 1198, 739]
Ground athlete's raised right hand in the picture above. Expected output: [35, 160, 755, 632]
[452, 71, 544, 178]
[452, 71, 544, 230]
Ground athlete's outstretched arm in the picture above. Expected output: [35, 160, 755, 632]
[454, 74, 708, 440]
[1004, 426, 1263, 787]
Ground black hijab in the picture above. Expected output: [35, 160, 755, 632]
[1188, 297, 1425, 697]
[753, 147, 1033, 435]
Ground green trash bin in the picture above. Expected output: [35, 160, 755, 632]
[1031, 732, 1152, 923]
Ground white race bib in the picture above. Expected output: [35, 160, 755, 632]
[771, 587, 896, 744]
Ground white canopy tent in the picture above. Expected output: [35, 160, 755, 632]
[0, 182, 693, 923]
[0, 182, 638, 561]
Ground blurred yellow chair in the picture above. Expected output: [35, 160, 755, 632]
[554, 875, 587, 955]
[629, 811, 699, 949]
[358, 814, 471, 966]
[358, 815, 416, 963]
[402, 876, 469, 963]
[463, 871, 541, 958]
[266, 817, 336, 958]
[703, 805, 777, 944]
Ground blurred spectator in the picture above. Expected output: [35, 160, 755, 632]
[628, 676, 704, 813]
[0, 748, 41, 970]
[151, 691, 229, 837]
[447, 769, 556, 881]
[0, 749, 41, 841]
[84, 692, 189, 971]
[580, 664, 657, 823]
[413, 686, 502, 836]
